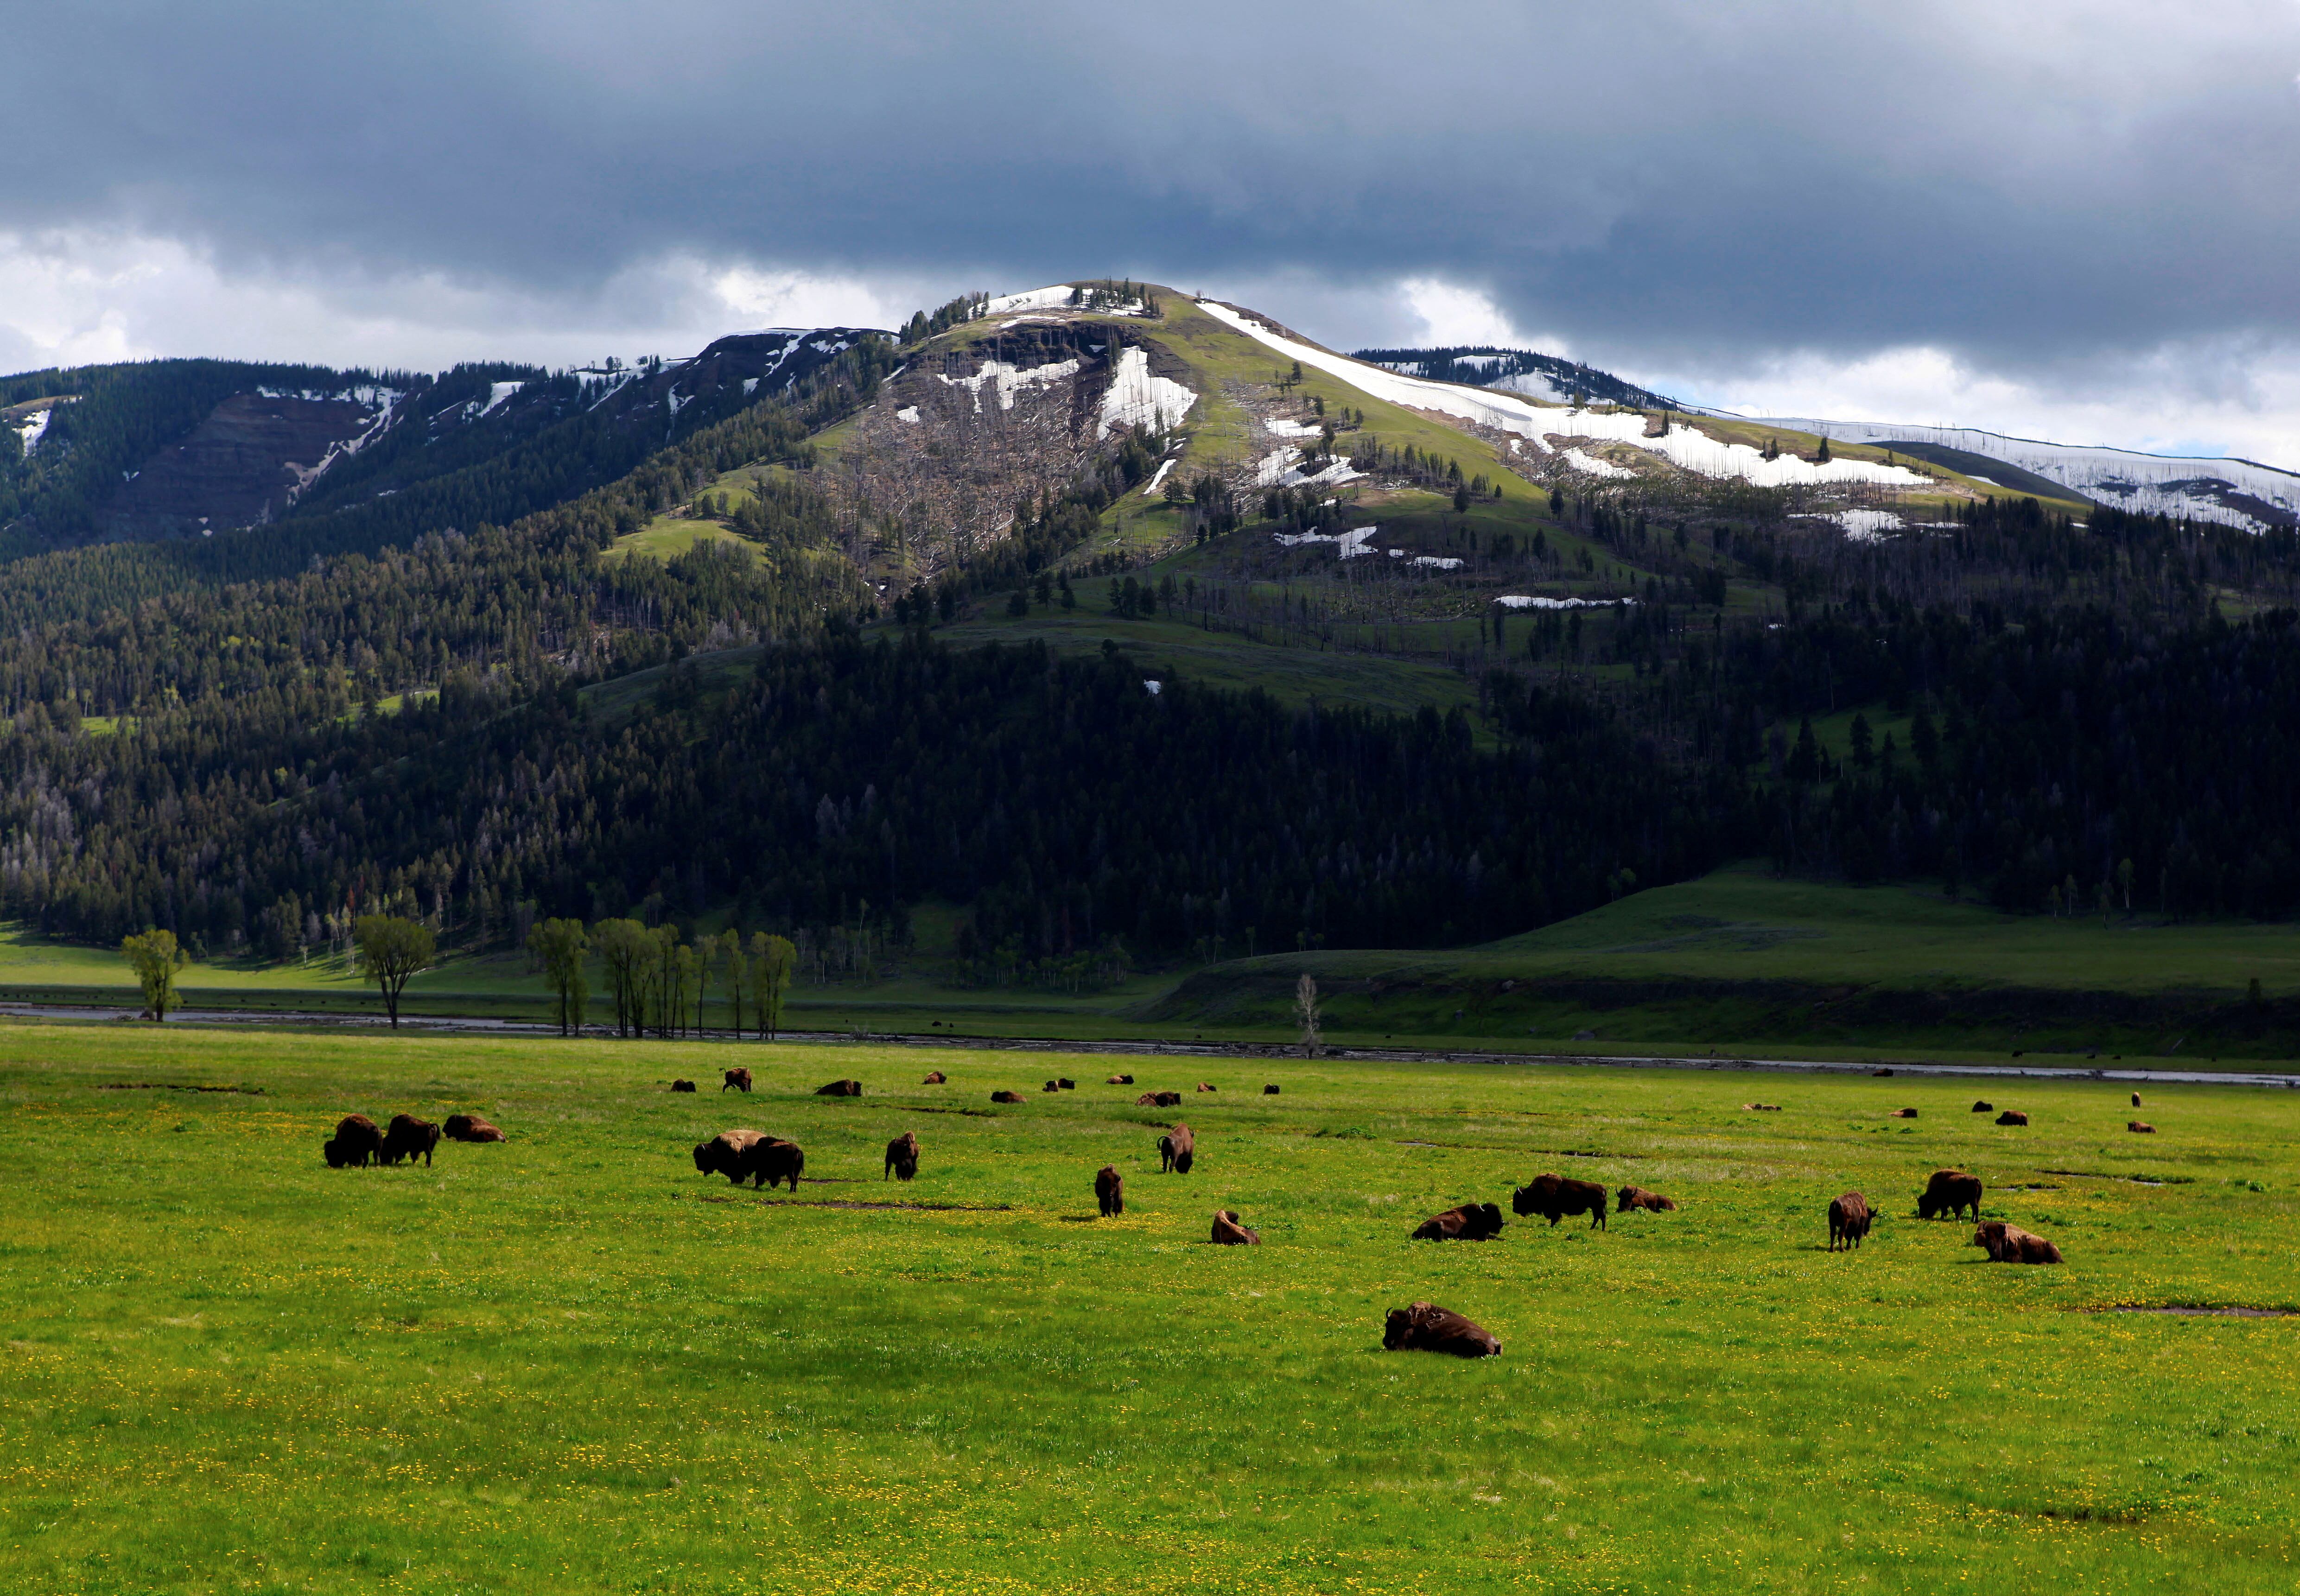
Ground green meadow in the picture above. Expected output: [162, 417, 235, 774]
[3, 1022, 2296, 1593]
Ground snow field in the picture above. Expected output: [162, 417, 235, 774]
[1098, 347, 1196, 437]
[1497, 595, 1639, 609]
[937, 357, 1082, 413]
[1140, 457, 1178, 498]
[1274, 526, 1381, 558]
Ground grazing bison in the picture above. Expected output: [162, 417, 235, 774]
[723, 1069, 752, 1094]
[1918, 1169, 1983, 1222]
[1196, 1082, 1217, 1093]
[816, 1079, 862, 1097]
[1382, 1302, 1501, 1358]
[1264, 1084, 1281, 1095]
[1828, 1191, 1873, 1252]
[1512, 1173, 1609, 1229]
[1972, 1219, 2063, 1264]
[883, 1131, 920, 1182]
[1616, 1185, 1677, 1213]
[1095, 1165, 1125, 1216]
[324, 1113, 383, 1168]
[671, 1079, 697, 1093]
[921, 1070, 947, 1085]
[2131, 1091, 2142, 1108]
[442, 1113, 504, 1143]
[1970, 1100, 1993, 1113]
[379, 1114, 441, 1167]
[1413, 1202, 1506, 1241]
[1106, 1074, 1134, 1086]
[1995, 1110, 2029, 1127]
[1211, 1210, 1261, 1245]
[1159, 1123, 1196, 1174]
[990, 1090, 1025, 1105]
[693, 1130, 805, 1191]
[1892, 1108, 1919, 1119]
[2128, 1120, 2156, 1134]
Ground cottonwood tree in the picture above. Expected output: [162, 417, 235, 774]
[527, 918, 590, 1035]
[593, 918, 655, 1038]
[354, 914, 436, 1030]
[1295, 972, 1321, 1057]
[753, 932, 796, 1040]
[121, 929, 188, 1021]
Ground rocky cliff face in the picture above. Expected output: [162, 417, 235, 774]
[95, 393, 381, 541]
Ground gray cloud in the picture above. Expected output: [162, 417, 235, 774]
[7, 0, 2300, 386]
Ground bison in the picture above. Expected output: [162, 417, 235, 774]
[1892, 1108, 1919, 1119]
[2131, 1091, 2142, 1108]
[1263, 1084, 1281, 1095]
[1512, 1173, 1608, 1229]
[1918, 1169, 1983, 1222]
[1159, 1123, 1196, 1174]
[990, 1090, 1025, 1105]
[1106, 1074, 1134, 1086]
[1828, 1191, 1873, 1252]
[1972, 1219, 2063, 1264]
[324, 1113, 383, 1168]
[380, 1114, 441, 1168]
[1210, 1210, 1261, 1245]
[670, 1079, 697, 1093]
[2128, 1120, 2156, 1134]
[1970, 1100, 1993, 1113]
[1043, 1080, 1061, 1094]
[1095, 1165, 1125, 1216]
[1382, 1302, 1501, 1358]
[883, 1131, 920, 1181]
[1137, 1090, 1182, 1108]
[723, 1069, 752, 1093]
[693, 1130, 804, 1191]
[443, 1113, 504, 1143]
[1742, 1102, 1782, 1112]
[1995, 1110, 2029, 1127]
[1058, 1078, 1076, 1090]
[921, 1070, 947, 1085]
[1196, 1082, 1217, 1093]
[1413, 1202, 1506, 1241]
[816, 1079, 862, 1097]
[1616, 1185, 1677, 1214]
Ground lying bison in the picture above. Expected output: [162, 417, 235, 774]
[884, 1131, 920, 1181]
[922, 1070, 946, 1084]
[1383, 1302, 1500, 1358]
[1210, 1210, 1261, 1245]
[323, 1112, 384, 1168]
[1918, 1169, 1983, 1222]
[1972, 1219, 2062, 1264]
[1057, 1078, 1076, 1090]
[1616, 1185, 1677, 1213]
[1095, 1165, 1125, 1216]
[990, 1089, 1025, 1105]
[443, 1113, 504, 1143]
[1137, 1090, 1182, 1108]
[723, 1069, 752, 1093]
[816, 1079, 862, 1097]
[380, 1114, 441, 1168]
[1263, 1084, 1281, 1096]
[1159, 1123, 1195, 1174]
[693, 1129, 804, 1191]
[2128, 1120, 2156, 1134]
[1996, 1110, 2029, 1127]
[1196, 1082, 1217, 1093]
[1413, 1202, 1505, 1241]
[670, 1079, 697, 1093]
[1892, 1108, 1919, 1119]
[1512, 1173, 1608, 1229]
[1742, 1102, 1782, 1112]
[1970, 1100, 1993, 1113]
[1106, 1074, 1134, 1086]
[1828, 1191, 1873, 1252]
[1043, 1080, 1061, 1094]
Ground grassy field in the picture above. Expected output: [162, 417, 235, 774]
[3, 1021, 2295, 1593]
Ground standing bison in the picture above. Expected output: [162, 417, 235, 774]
[1512, 1173, 1608, 1229]
[1210, 1210, 1261, 1245]
[1918, 1169, 1983, 1222]
[380, 1114, 441, 1168]
[723, 1069, 752, 1093]
[1413, 1203, 1505, 1241]
[1616, 1185, 1677, 1213]
[1159, 1124, 1196, 1174]
[1095, 1165, 1125, 1216]
[1382, 1302, 1501, 1358]
[1828, 1191, 1873, 1251]
[323, 1113, 384, 1168]
[1972, 1219, 2063, 1264]
[883, 1131, 920, 1181]
[2131, 1091, 2142, 1108]
[693, 1130, 804, 1191]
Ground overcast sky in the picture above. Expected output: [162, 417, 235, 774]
[6, 1, 2300, 463]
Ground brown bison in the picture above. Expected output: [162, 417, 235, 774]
[1512, 1173, 1608, 1229]
[990, 1090, 1025, 1105]
[1892, 1108, 1919, 1119]
[1137, 1089, 1182, 1108]
[1095, 1165, 1125, 1216]
[1970, 1100, 1993, 1113]
[1972, 1219, 2063, 1264]
[380, 1114, 441, 1168]
[1210, 1210, 1261, 1245]
[1413, 1202, 1506, 1241]
[670, 1079, 697, 1093]
[443, 1114, 504, 1143]
[2131, 1091, 2142, 1108]
[1159, 1123, 1196, 1174]
[1918, 1169, 1983, 1222]
[723, 1069, 752, 1093]
[323, 1113, 383, 1168]
[1106, 1074, 1134, 1085]
[1264, 1084, 1281, 1095]
[921, 1070, 947, 1085]
[1043, 1080, 1061, 1093]
[1828, 1191, 1873, 1251]
[1196, 1082, 1217, 1093]
[817, 1079, 862, 1097]
[1383, 1302, 1501, 1358]
[1057, 1078, 1076, 1090]
[693, 1130, 804, 1191]
[1742, 1102, 1782, 1112]
[884, 1131, 920, 1181]
[1616, 1185, 1677, 1213]
[2128, 1120, 2156, 1134]
[1995, 1110, 2029, 1126]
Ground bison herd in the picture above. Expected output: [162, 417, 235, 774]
[322, 1109, 501, 1168]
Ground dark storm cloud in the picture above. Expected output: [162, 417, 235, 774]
[6, 0, 2298, 371]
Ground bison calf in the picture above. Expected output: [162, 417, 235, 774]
[1616, 1185, 1677, 1214]
[1413, 1202, 1505, 1241]
[1995, 1110, 2029, 1127]
[1828, 1191, 1873, 1251]
[1210, 1210, 1261, 1245]
[1159, 1123, 1196, 1174]
[2128, 1120, 2156, 1134]
[816, 1079, 862, 1097]
[1918, 1168, 1983, 1222]
[443, 1113, 504, 1143]
[883, 1131, 920, 1182]
[1095, 1165, 1125, 1216]
[1512, 1173, 1608, 1229]
[1382, 1302, 1500, 1358]
[1972, 1219, 2062, 1264]
[723, 1069, 752, 1093]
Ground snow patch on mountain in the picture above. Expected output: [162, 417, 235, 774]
[1097, 347, 1195, 437]
[1140, 457, 1177, 497]
[1276, 525, 1380, 557]
[937, 357, 1082, 413]
[1561, 447, 1637, 479]
[478, 380, 525, 418]
[985, 286, 1077, 316]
